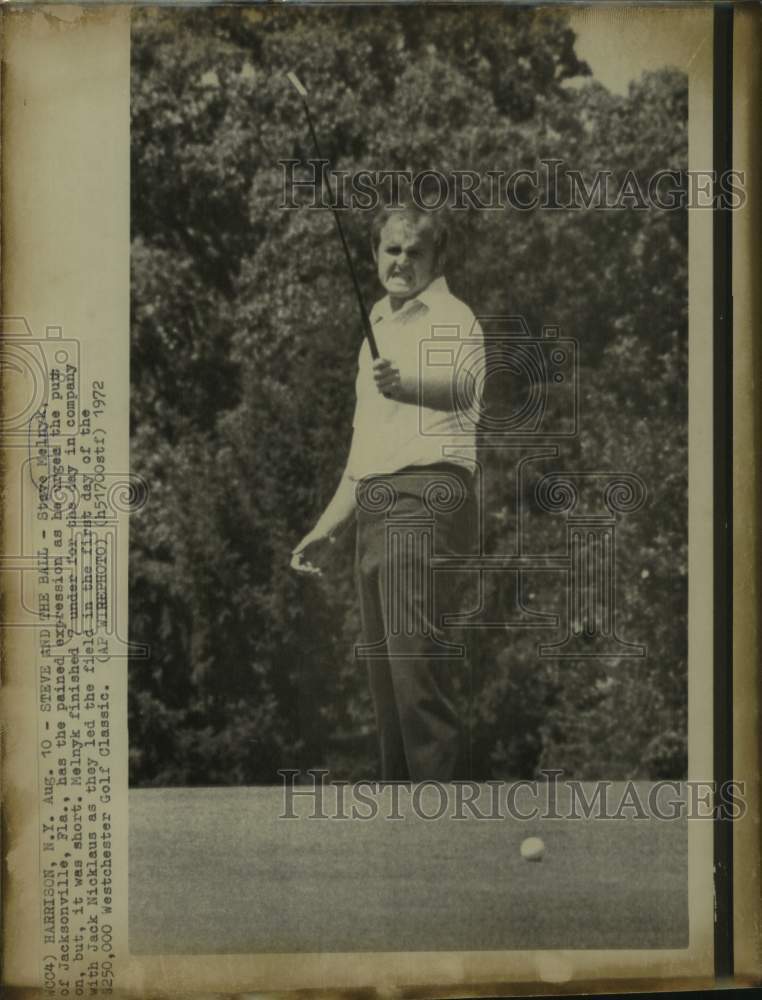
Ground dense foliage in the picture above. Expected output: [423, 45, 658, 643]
[129, 6, 688, 785]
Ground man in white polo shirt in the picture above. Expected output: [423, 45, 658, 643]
[292, 204, 484, 781]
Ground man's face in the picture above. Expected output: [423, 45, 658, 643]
[375, 216, 439, 306]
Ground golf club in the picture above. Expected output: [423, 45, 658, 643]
[287, 71, 381, 361]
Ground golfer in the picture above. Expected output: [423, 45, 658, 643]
[291, 204, 484, 781]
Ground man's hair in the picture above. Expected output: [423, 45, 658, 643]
[370, 204, 449, 263]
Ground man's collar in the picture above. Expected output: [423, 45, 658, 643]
[371, 275, 449, 323]
[415, 274, 450, 310]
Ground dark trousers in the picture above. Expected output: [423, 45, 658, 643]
[354, 464, 476, 782]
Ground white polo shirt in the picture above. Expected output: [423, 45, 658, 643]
[346, 276, 485, 481]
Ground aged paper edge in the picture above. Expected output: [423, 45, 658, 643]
[1, 2, 751, 996]
[731, 4, 762, 983]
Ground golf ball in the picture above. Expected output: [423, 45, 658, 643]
[520, 836, 545, 861]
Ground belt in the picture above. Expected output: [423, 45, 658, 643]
[355, 463, 474, 519]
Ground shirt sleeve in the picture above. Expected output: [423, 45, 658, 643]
[456, 314, 486, 415]
[351, 340, 371, 430]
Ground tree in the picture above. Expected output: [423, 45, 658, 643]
[129, 6, 687, 785]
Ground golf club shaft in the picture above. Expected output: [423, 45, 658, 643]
[299, 99, 380, 361]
